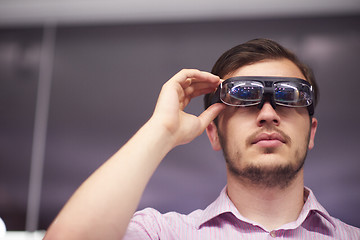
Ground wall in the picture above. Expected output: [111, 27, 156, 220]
[0, 15, 359, 230]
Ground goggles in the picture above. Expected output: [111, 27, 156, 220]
[210, 76, 315, 115]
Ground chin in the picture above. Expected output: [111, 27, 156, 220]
[236, 161, 301, 189]
[250, 152, 290, 165]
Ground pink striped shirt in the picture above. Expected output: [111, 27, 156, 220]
[124, 187, 360, 239]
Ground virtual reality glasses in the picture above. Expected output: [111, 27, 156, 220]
[210, 76, 315, 115]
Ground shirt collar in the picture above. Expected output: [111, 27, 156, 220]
[298, 187, 336, 229]
[196, 186, 234, 229]
[196, 186, 336, 230]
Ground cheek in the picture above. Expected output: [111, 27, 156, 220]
[288, 118, 311, 147]
[218, 118, 250, 154]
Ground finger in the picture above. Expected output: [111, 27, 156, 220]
[171, 69, 220, 87]
[197, 103, 226, 130]
[183, 82, 218, 98]
[157, 69, 220, 112]
[179, 85, 218, 110]
[179, 88, 216, 111]
[161, 71, 218, 100]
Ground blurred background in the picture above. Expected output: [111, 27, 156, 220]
[0, 0, 360, 232]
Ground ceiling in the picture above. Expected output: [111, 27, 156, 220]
[0, 0, 360, 26]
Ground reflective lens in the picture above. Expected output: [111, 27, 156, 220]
[221, 81, 263, 106]
[274, 82, 312, 106]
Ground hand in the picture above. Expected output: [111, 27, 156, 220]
[150, 69, 226, 147]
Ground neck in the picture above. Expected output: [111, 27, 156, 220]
[226, 168, 305, 231]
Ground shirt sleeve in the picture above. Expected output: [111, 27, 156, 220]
[123, 208, 162, 240]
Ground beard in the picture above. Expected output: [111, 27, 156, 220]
[219, 127, 310, 189]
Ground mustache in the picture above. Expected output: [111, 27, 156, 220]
[246, 127, 291, 147]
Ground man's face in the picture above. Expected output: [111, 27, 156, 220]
[206, 58, 318, 188]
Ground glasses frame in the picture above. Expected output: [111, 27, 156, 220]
[210, 76, 315, 115]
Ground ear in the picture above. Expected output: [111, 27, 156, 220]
[206, 121, 222, 151]
[308, 117, 318, 150]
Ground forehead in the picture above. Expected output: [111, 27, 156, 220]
[225, 59, 306, 80]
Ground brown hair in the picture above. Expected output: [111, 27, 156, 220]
[203, 38, 319, 112]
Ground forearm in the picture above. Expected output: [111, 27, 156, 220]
[44, 119, 175, 240]
[44, 69, 224, 239]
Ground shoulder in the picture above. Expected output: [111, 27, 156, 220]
[304, 187, 360, 238]
[330, 217, 360, 238]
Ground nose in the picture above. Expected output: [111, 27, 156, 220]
[256, 101, 280, 127]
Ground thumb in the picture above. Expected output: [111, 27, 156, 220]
[198, 103, 226, 130]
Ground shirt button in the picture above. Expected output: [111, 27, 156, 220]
[270, 230, 276, 238]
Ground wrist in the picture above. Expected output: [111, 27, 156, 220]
[131, 117, 177, 159]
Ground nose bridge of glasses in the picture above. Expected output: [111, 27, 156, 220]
[258, 80, 276, 110]
[263, 80, 274, 95]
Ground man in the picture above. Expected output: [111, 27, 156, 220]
[44, 39, 360, 239]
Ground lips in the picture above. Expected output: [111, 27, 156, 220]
[251, 132, 286, 146]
